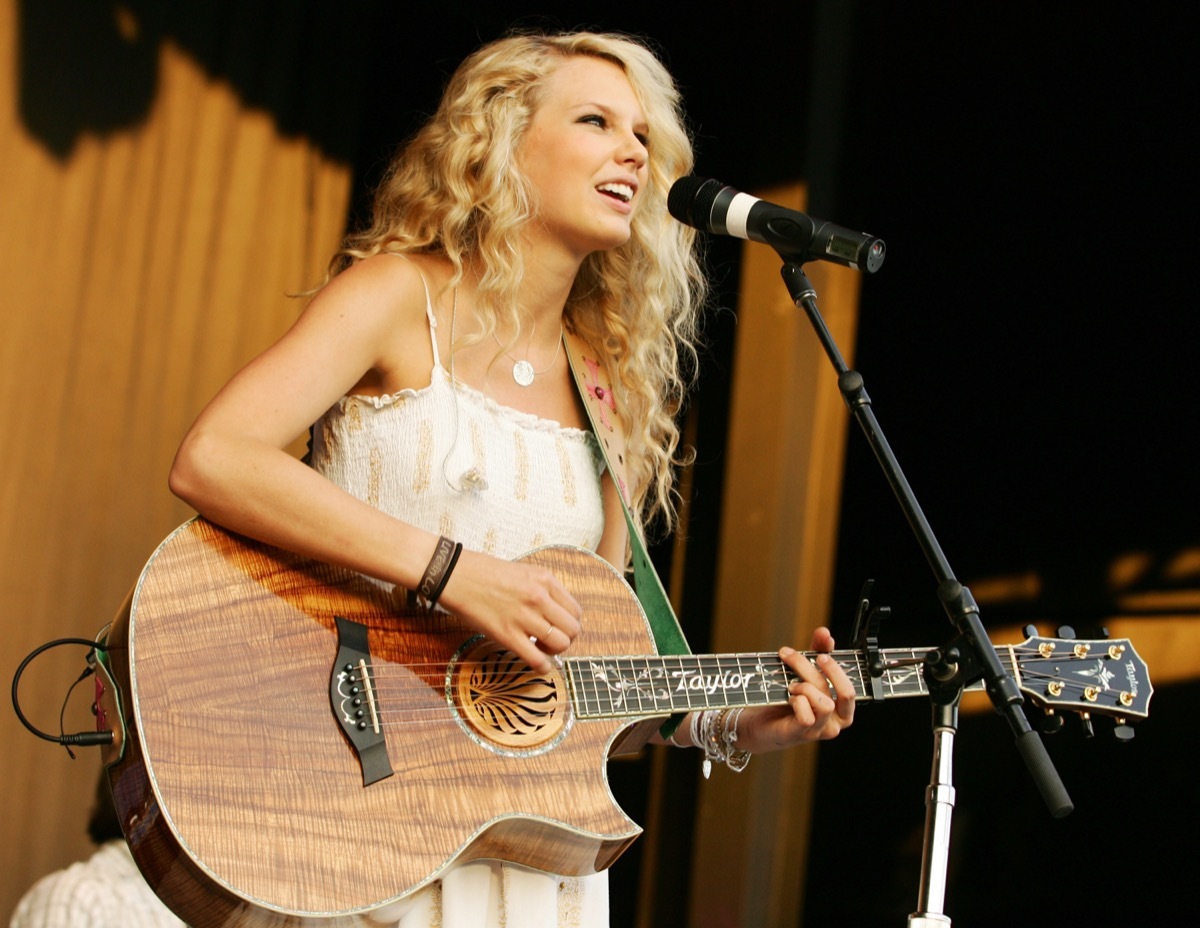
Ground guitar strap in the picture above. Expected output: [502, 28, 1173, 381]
[563, 330, 691, 736]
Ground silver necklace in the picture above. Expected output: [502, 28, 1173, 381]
[492, 324, 563, 387]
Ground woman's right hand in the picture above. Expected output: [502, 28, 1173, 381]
[437, 549, 583, 673]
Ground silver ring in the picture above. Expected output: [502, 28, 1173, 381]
[543, 624, 555, 639]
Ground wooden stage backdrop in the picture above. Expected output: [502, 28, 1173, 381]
[1, 2, 352, 918]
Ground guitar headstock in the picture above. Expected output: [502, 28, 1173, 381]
[1012, 635, 1152, 731]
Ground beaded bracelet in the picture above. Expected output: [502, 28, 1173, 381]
[689, 708, 751, 778]
[417, 536, 463, 608]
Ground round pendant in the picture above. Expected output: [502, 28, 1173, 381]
[512, 360, 535, 387]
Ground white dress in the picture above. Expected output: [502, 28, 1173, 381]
[309, 268, 612, 928]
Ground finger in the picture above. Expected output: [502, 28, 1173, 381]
[779, 646, 831, 694]
[779, 656, 820, 725]
[809, 625, 836, 653]
[511, 632, 554, 674]
[787, 694, 818, 729]
[543, 602, 582, 645]
[794, 681, 837, 724]
[532, 623, 569, 657]
[782, 677, 829, 731]
[525, 598, 583, 655]
[815, 652, 856, 723]
[546, 579, 583, 638]
[518, 568, 581, 641]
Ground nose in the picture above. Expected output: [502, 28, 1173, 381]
[620, 129, 648, 169]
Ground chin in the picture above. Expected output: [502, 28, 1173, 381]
[591, 224, 634, 254]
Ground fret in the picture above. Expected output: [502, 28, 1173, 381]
[834, 652, 868, 700]
[567, 657, 600, 718]
[621, 656, 645, 716]
[673, 653, 688, 712]
[735, 653, 759, 708]
[754, 653, 791, 706]
[565, 659, 589, 718]
[645, 656, 671, 714]
[695, 655, 716, 712]
[713, 655, 733, 710]
[881, 648, 926, 699]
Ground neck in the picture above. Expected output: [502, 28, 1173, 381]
[508, 232, 588, 331]
[561, 646, 982, 720]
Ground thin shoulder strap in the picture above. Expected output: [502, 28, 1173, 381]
[562, 330, 691, 663]
[386, 253, 441, 368]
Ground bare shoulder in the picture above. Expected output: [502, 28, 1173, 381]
[300, 252, 451, 394]
[305, 252, 432, 325]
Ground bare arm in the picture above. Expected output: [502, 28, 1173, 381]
[169, 255, 581, 672]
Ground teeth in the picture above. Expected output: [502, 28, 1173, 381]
[597, 183, 634, 202]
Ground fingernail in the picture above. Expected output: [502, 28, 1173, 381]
[816, 653, 830, 666]
[780, 646, 795, 658]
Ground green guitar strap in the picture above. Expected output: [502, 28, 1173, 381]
[563, 331, 690, 737]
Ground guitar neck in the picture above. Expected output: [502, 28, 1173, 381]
[564, 646, 995, 720]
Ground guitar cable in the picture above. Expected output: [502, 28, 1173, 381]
[12, 637, 115, 755]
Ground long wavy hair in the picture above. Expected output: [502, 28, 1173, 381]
[336, 31, 706, 539]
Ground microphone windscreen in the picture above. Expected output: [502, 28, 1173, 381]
[667, 176, 719, 227]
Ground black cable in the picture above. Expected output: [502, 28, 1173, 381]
[12, 637, 114, 752]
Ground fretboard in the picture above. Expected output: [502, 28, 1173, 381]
[564, 647, 1001, 720]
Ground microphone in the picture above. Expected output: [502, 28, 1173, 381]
[668, 176, 885, 273]
[60, 731, 114, 747]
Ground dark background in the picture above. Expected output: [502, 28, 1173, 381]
[19, 2, 1193, 924]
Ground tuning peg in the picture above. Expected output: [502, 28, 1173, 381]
[1022, 624, 1039, 639]
[1056, 625, 1076, 640]
[1098, 626, 1111, 640]
[1113, 719, 1136, 742]
[1079, 712, 1095, 738]
[1038, 710, 1064, 734]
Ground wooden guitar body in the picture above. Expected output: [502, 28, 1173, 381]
[99, 519, 654, 927]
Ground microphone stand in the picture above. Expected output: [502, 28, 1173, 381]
[778, 262, 1073, 926]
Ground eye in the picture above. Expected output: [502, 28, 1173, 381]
[634, 132, 650, 148]
[579, 113, 607, 128]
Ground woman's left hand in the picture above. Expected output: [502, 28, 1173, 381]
[737, 626, 856, 753]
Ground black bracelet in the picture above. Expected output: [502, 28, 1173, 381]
[417, 536, 462, 608]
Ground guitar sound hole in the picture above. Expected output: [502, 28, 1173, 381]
[453, 640, 569, 751]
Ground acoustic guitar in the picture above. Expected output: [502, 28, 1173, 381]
[92, 518, 1152, 927]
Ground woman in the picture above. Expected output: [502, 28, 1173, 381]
[169, 30, 855, 927]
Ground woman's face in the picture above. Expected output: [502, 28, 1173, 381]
[517, 55, 650, 264]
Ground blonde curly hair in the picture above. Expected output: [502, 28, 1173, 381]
[337, 31, 706, 539]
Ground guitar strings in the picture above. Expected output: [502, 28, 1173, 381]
[323, 666, 1127, 734]
[332, 645, 1128, 722]
[331, 653, 801, 726]
[342, 645, 1061, 696]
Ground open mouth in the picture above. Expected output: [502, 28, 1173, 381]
[596, 182, 634, 204]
